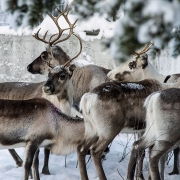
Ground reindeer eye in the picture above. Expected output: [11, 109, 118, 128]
[59, 74, 66, 80]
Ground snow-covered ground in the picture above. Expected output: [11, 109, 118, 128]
[0, 134, 179, 180]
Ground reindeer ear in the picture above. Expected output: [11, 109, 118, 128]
[141, 54, 148, 69]
[41, 51, 49, 61]
[69, 64, 76, 71]
[67, 64, 76, 77]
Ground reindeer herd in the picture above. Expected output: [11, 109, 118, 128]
[0, 7, 180, 180]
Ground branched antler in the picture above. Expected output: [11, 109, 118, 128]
[62, 33, 82, 67]
[133, 43, 154, 57]
[54, 8, 78, 45]
[33, 5, 77, 46]
[33, 6, 82, 68]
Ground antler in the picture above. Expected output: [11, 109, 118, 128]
[33, 6, 82, 68]
[62, 33, 82, 67]
[54, 8, 78, 45]
[133, 43, 154, 57]
[33, 5, 77, 46]
[43, 33, 82, 69]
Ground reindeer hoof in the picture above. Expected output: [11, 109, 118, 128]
[42, 168, 51, 175]
[16, 161, 23, 167]
[169, 169, 180, 175]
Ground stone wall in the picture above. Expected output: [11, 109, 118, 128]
[0, 34, 115, 82]
[1, 33, 180, 84]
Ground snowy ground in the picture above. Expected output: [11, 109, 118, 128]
[0, 134, 179, 180]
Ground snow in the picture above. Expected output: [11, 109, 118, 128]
[173, 0, 180, 26]
[0, 26, 33, 36]
[0, 134, 179, 180]
[95, 0, 122, 20]
[0, 0, 9, 12]
[121, 83, 144, 90]
[143, 0, 174, 23]
[0, 12, 115, 42]
[15, 82, 31, 87]
[72, 59, 94, 67]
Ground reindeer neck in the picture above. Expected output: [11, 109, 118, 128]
[56, 83, 73, 115]
[42, 80, 73, 115]
[57, 79, 73, 105]
[41, 93, 60, 109]
[143, 63, 165, 83]
[56, 51, 71, 65]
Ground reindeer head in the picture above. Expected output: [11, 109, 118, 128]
[27, 46, 69, 74]
[132, 43, 152, 70]
[107, 60, 138, 82]
[129, 53, 148, 70]
[43, 64, 76, 95]
[107, 43, 152, 82]
[27, 6, 81, 75]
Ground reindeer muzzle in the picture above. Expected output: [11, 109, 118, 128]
[43, 85, 54, 94]
[27, 64, 34, 73]
[27, 63, 41, 74]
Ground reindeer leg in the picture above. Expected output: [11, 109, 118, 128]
[147, 170, 151, 180]
[169, 147, 180, 175]
[32, 149, 40, 180]
[149, 140, 173, 180]
[127, 139, 146, 180]
[23, 141, 40, 180]
[135, 132, 145, 180]
[91, 150, 107, 179]
[90, 137, 116, 180]
[147, 146, 166, 180]
[158, 154, 166, 180]
[145, 146, 154, 180]
[42, 148, 51, 175]
[91, 149, 106, 180]
[8, 149, 23, 167]
[77, 144, 89, 180]
[77, 136, 99, 180]
[136, 149, 145, 180]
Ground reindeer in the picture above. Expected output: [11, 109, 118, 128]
[127, 88, 180, 180]
[0, 8, 83, 175]
[27, 8, 110, 110]
[107, 44, 180, 83]
[0, 63, 107, 180]
[77, 78, 180, 180]
[0, 97, 84, 180]
[107, 44, 180, 175]
[0, 64, 76, 176]
[1, 7, 108, 175]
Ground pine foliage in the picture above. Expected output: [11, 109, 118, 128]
[73, 0, 180, 64]
[2, 0, 59, 28]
